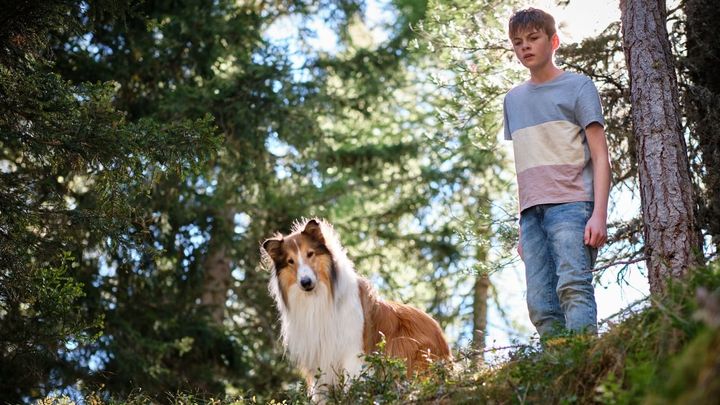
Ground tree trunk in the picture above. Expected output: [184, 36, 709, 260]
[619, 0, 700, 295]
[201, 208, 235, 324]
[472, 272, 490, 357]
[472, 227, 490, 361]
[685, 0, 720, 252]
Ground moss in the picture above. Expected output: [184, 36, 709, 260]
[647, 329, 720, 405]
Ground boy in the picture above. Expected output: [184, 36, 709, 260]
[503, 8, 611, 337]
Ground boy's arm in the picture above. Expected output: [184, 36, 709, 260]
[585, 122, 611, 248]
[504, 95, 523, 257]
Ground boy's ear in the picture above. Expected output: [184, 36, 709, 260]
[551, 32, 560, 51]
[302, 219, 325, 245]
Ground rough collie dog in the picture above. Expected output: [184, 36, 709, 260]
[261, 219, 450, 398]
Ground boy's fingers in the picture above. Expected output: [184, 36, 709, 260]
[592, 233, 606, 248]
[584, 225, 591, 245]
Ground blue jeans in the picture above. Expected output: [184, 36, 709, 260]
[520, 202, 598, 337]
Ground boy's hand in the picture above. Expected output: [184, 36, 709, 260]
[584, 213, 607, 248]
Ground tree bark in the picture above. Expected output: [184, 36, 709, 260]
[472, 272, 490, 357]
[620, 0, 700, 295]
[201, 208, 235, 324]
[472, 227, 490, 361]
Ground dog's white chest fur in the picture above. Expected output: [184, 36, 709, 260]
[277, 276, 365, 383]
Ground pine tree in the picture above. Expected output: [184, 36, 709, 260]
[620, 0, 700, 294]
[0, 1, 218, 401]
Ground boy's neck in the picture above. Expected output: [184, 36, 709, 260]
[529, 65, 564, 84]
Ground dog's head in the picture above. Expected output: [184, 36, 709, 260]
[262, 219, 336, 305]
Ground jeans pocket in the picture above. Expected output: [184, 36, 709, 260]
[584, 201, 594, 222]
[587, 245, 598, 270]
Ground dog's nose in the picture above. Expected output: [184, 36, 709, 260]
[300, 276, 314, 291]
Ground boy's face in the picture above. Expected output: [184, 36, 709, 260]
[511, 28, 559, 71]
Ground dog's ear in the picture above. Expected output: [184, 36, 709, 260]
[262, 238, 283, 266]
[302, 219, 325, 244]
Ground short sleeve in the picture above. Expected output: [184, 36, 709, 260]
[575, 80, 605, 129]
[503, 95, 512, 140]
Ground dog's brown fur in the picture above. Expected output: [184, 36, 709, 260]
[357, 277, 451, 373]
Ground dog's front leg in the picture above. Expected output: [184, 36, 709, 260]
[342, 352, 365, 381]
[309, 386, 327, 405]
[308, 369, 335, 404]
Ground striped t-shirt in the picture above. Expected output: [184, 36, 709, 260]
[503, 71, 605, 212]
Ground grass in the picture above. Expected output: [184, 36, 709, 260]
[40, 265, 720, 404]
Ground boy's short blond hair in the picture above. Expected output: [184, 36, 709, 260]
[508, 8, 556, 39]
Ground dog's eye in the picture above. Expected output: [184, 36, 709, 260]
[307, 251, 314, 258]
[287, 258, 294, 265]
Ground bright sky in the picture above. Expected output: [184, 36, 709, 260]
[539, 0, 621, 42]
[265, 1, 622, 61]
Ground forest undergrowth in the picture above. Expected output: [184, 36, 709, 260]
[41, 264, 720, 405]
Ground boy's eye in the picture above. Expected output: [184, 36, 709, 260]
[307, 251, 314, 258]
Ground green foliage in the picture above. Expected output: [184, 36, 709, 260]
[0, 253, 102, 402]
[14, 0, 510, 400]
[440, 264, 720, 405]
[36, 258, 720, 404]
[15, 0, 705, 402]
[0, 0, 220, 401]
